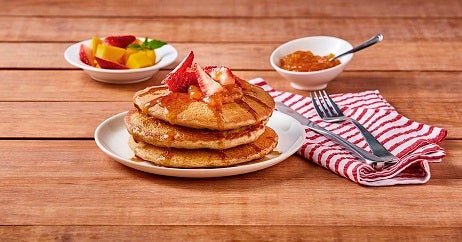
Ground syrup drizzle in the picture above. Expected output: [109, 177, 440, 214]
[137, 86, 166, 98]
[165, 130, 176, 147]
[135, 80, 272, 132]
[237, 99, 259, 120]
[140, 87, 194, 123]
[161, 148, 175, 164]
[130, 155, 145, 162]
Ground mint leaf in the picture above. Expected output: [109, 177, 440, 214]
[127, 38, 167, 50]
[145, 39, 167, 49]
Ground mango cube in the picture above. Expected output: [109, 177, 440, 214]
[95, 44, 125, 63]
[144, 49, 156, 63]
[90, 37, 101, 56]
[126, 50, 155, 69]
[123, 48, 140, 63]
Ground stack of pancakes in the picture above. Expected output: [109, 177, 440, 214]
[124, 77, 278, 168]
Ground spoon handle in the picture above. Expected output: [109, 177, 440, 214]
[332, 34, 383, 60]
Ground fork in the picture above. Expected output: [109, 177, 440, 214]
[310, 90, 398, 165]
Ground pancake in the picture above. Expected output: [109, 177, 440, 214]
[125, 108, 267, 149]
[132, 78, 275, 131]
[128, 127, 279, 168]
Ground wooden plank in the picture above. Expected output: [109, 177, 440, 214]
[1, 70, 460, 138]
[0, 42, 461, 71]
[0, 102, 132, 138]
[0, 225, 461, 241]
[1, 70, 461, 102]
[1, 178, 458, 225]
[0, 141, 460, 226]
[1, 100, 460, 139]
[1, 0, 461, 17]
[0, 17, 460, 43]
[1, 140, 458, 179]
[0, 70, 154, 102]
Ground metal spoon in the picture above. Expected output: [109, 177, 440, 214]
[331, 34, 384, 61]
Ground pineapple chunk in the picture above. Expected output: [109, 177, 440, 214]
[126, 50, 155, 69]
[95, 44, 125, 63]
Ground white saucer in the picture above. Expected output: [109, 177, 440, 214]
[94, 111, 306, 178]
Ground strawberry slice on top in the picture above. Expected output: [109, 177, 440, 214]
[204, 66, 236, 86]
[103, 35, 137, 48]
[164, 70, 197, 93]
[162, 51, 197, 92]
[161, 51, 230, 97]
[195, 64, 224, 96]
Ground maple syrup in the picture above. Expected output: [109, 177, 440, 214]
[135, 78, 267, 131]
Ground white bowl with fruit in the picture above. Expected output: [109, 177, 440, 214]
[64, 35, 178, 84]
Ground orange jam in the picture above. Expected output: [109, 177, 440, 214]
[279, 50, 341, 72]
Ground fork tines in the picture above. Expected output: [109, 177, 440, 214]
[310, 90, 344, 120]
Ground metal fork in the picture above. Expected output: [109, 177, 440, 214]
[310, 90, 398, 165]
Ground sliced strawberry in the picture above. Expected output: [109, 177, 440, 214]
[164, 70, 198, 92]
[162, 51, 196, 92]
[103, 35, 136, 48]
[203, 65, 235, 85]
[170, 51, 194, 74]
[162, 51, 194, 84]
[184, 70, 198, 87]
[195, 64, 223, 96]
[79, 44, 94, 66]
[95, 57, 128, 69]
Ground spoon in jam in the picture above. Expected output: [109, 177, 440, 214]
[331, 34, 383, 61]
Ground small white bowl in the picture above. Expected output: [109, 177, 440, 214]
[270, 36, 353, 90]
[64, 37, 178, 84]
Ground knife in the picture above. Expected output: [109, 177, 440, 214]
[275, 102, 397, 169]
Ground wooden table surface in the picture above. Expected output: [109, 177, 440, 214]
[1, 0, 461, 241]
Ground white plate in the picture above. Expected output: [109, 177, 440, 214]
[94, 111, 306, 178]
[64, 37, 178, 84]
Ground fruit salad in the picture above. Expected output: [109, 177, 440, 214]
[79, 35, 167, 70]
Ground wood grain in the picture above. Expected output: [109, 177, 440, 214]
[0, 140, 461, 226]
[1, 71, 461, 138]
[0, 17, 460, 43]
[1, 0, 461, 241]
[0, 42, 461, 71]
[0, 102, 132, 138]
[1, 70, 461, 102]
[1, 226, 461, 241]
[3, 100, 458, 138]
[1, 0, 461, 17]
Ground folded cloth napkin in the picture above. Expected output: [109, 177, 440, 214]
[250, 78, 447, 186]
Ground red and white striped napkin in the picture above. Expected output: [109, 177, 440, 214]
[250, 78, 447, 186]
